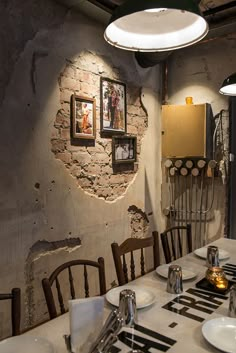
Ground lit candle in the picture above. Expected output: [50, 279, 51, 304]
[215, 280, 227, 289]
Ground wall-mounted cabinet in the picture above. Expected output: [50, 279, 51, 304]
[162, 103, 213, 159]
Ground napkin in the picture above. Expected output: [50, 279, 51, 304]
[69, 296, 104, 353]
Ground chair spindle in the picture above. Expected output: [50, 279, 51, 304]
[56, 277, 65, 314]
[84, 265, 89, 297]
[140, 248, 145, 275]
[68, 266, 75, 299]
[122, 254, 128, 283]
[130, 251, 135, 280]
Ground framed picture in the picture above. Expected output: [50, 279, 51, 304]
[112, 136, 137, 164]
[71, 94, 96, 139]
[100, 77, 126, 134]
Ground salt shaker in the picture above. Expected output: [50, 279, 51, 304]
[119, 289, 137, 327]
[228, 284, 236, 318]
[167, 265, 183, 294]
[206, 245, 219, 267]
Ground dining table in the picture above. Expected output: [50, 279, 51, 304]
[24, 237, 236, 353]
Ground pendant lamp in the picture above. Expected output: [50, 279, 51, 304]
[104, 0, 209, 52]
[219, 73, 236, 96]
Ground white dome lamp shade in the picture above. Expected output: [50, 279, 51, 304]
[219, 73, 236, 96]
[104, 0, 209, 52]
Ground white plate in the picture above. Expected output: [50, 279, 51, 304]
[194, 247, 230, 260]
[106, 285, 156, 309]
[202, 317, 236, 353]
[156, 264, 197, 280]
[0, 336, 54, 353]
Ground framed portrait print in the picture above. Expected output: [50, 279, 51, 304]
[100, 77, 126, 134]
[71, 94, 96, 139]
[112, 136, 137, 164]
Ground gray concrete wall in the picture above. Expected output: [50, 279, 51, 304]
[0, 0, 163, 337]
[1, 0, 234, 339]
[168, 34, 236, 113]
[166, 34, 236, 243]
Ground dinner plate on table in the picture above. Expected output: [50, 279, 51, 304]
[156, 264, 197, 280]
[106, 285, 156, 309]
[0, 335, 54, 353]
[194, 247, 230, 260]
[202, 317, 236, 353]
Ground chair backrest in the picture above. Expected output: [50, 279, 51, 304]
[42, 257, 106, 319]
[0, 288, 21, 336]
[160, 224, 192, 263]
[111, 231, 160, 286]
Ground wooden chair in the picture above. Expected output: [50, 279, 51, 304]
[0, 288, 21, 336]
[160, 224, 192, 263]
[111, 231, 160, 286]
[42, 257, 106, 320]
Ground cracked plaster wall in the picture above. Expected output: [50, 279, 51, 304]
[25, 238, 81, 326]
[0, 0, 162, 337]
[0, 0, 67, 105]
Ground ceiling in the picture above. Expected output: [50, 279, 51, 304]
[55, 0, 236, 28]
[54, 0, 236, 66]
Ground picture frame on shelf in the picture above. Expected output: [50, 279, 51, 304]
[71, 94, 96, 139]
[112, 135, 137, 164]
[100, 77, 126, 134]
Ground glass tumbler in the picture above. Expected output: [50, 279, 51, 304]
[119, 289, 137, 327]
[206, 246, 219, 267]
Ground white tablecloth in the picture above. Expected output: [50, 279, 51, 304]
[24, 238, 236, 353]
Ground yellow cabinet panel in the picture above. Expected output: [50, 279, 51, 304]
[162, 103, 212, 159]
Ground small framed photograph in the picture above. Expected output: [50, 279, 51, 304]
[71, 94, 96, 139]
[112, 136, 137, 164]
[100, 77, 126, 134]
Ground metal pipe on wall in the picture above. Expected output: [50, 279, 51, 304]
[162, 60, 168, 105]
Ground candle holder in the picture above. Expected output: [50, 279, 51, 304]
[205, 267, 229, 290]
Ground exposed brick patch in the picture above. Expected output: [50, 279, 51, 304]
[51, 51, 148, 200]
[128, 205, 149, 237]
